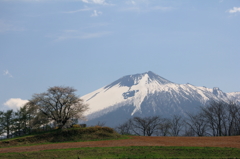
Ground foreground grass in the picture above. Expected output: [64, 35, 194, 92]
[0, 146, 240, 159]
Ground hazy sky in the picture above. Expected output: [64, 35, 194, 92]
[1, 0, 240, 111]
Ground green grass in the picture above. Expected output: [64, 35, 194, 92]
[0, 127, 123, 148]
[0, 146, 240, 159]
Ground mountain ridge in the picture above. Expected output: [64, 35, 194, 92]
[81, 71, 240, 127]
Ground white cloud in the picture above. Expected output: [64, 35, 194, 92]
[92, 0, 105, 4]
[228, 7, 240, 13]
[91, 10, 102, 17]
[63, 7, 92, 14]
[3, 70, 13, 78]
[4, 98, 28, 110]
[81, 0, 89, 3]
[81, 0, 107, 5]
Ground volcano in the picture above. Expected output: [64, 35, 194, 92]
[81, 71, 240, 127]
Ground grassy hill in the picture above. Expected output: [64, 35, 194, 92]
[0, 126, 122, 148]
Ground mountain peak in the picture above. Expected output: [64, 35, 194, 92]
[104, 71, 172, 90]
[144, 71, 173, 85]
[146, 70, 154, 74]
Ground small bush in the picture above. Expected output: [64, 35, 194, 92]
[101, 127, 114, 133]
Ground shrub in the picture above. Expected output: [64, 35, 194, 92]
[72, 125, 81, 128]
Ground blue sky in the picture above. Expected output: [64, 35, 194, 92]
[1, 0, 240, 111]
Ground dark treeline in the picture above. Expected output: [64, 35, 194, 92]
[0, 104, 59, 139]
[115, 100, 240, 137]
[0, 104, 82, 139]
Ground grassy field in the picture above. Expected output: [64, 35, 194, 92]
[1, 127, 240, 158]
[0, 146, 240, 159]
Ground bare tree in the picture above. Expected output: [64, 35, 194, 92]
[170, 115, 183, 136]
[26, 86, 89, 129]
[158, 118, 171, 136]
[225, 101, 240, 136]
[115, 119, 132, 135]
[200, 100, 240, 136]
[201, 100, 227, 136]
[185, 113, 208, 136]
[131, 116, 160, 136]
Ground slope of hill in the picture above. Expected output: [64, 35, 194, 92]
[0, 127, 121, 148]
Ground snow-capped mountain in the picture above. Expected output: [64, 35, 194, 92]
[81, 71, 240, 127]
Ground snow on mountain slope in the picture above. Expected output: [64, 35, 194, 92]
[81, 71, 240, 127]
[82, 72, 171, 115]
[227, 92, 240, 102]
